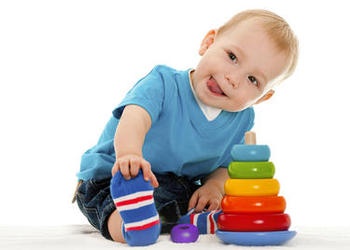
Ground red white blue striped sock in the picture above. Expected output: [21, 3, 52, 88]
[178, 209, 222, 234]
[110, 170, 160, 246]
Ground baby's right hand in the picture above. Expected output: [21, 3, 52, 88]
[112, 154, 159, 188]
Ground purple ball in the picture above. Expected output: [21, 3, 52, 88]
[171, 224, 199, 243]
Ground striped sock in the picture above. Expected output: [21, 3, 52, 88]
[110, 170, 160, 246]
[178, 209, 222, 234]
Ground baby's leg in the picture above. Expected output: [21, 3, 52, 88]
[178, 209, 222, 234]
[107, 210, 124, 243]
[110, 170, 160, 246]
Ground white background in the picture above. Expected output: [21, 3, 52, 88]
[1, 0, 349, 228]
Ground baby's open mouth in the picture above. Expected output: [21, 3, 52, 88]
[207, 77, 225, 96]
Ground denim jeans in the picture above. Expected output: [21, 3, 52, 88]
[76, 173, 200, 240]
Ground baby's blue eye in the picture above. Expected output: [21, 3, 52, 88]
[248, 76, 259, 86]
[228, 52, 237, 62]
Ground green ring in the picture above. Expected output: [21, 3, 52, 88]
[228, 161, 275, 179]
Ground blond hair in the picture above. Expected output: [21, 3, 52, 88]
[217, 9, 299, 82]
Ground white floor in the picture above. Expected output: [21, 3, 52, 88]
[1, 225, 349, 250]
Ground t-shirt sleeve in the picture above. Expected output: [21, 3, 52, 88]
[112, 66, 165, 123]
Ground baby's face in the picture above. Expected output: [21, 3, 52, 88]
[191, 19, 288, 112]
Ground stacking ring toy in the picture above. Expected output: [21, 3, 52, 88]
[228, 161, 275, 179]
[217, 213, 291, 232]
[224, 179, 280, 196]
[216, 230, 297, 246]
[170, 224, 199, 243]
[221, 196, 286, 214]
[231, 145, 271, 161]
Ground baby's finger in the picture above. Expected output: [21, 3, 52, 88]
[206, 199, 221, 211]
[140, 160, 158, 187]
[111, 163, 120, 176]
[148, 172, 159, 188]
[139, 159, 151, 180]
[118, 159, 131, 180]
[188, 192, 199, 211]
[194, 196, 209, 212]
[129, 157, 142, 177]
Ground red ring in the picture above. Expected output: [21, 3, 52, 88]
[217, 213, 291, 232]
[221, 196, 286, 214]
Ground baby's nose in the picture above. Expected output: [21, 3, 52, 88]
[225, 73, 240, 88]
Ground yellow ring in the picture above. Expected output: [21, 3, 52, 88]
[224, 179, 280, 196]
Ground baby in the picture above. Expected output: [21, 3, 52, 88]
[75, 9, 298, 246]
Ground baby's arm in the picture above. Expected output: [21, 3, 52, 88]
[188, 167, 228, 212]
[111, 105, 159, 187]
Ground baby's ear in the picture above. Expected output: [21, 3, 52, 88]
[255, 90, 275, 104]
[199, 30, 217, 55]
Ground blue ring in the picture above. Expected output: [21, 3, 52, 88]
[216, 230, 296, 246]
[231, 145, 270, 161]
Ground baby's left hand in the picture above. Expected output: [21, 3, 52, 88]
[188, 183, 223, 212]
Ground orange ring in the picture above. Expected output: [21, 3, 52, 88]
[217, 213, 291, 232]
[224, 179, 280, 196]
[221, 196, 286, 214]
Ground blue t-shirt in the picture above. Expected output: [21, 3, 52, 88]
[77, 65, 254, 181]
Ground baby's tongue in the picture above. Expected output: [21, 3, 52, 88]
[207, 78, 224, 95]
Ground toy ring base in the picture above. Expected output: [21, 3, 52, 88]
[216, 230, 296, 246]
[171, 224, 199, 243]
